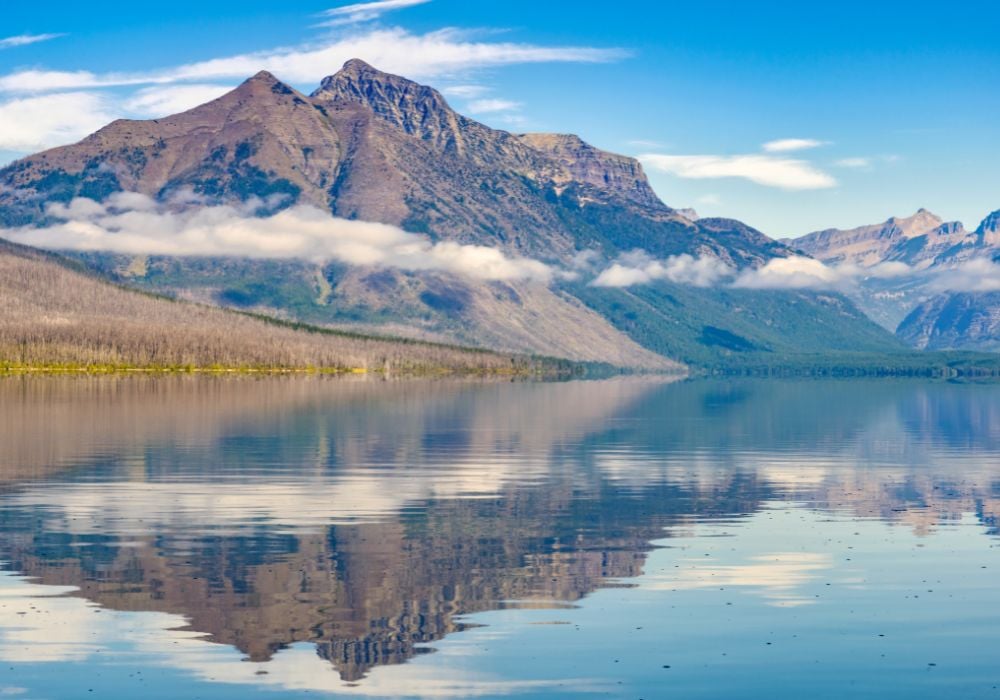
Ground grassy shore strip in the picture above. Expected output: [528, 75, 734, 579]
[693, 351, 1000, 379]
[0, 362, 572, 377]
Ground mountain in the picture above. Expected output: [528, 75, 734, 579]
[788, 209, 963, 269]
[569, 280, 908, 370]
[788, 208, 1000, 350]
[0, 238, 568, 373]
[0, 59, 913, 371]
[893, 209, 1000, 353]
[0, 59, 783, 266]
[897, 292, 1000, 351]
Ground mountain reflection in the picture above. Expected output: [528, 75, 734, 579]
[1, 376, 999, 684]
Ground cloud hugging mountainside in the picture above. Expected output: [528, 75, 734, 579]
[0, 59, 914, 370]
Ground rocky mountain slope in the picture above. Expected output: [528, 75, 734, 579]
[0, 59, 913, 370]
[789, 209, 952, 268]
[897, 292, 1000, 351]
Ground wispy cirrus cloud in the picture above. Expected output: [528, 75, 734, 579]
[626, 139, 664, 149]
[640, 153, 837, 190]
[0, 33, 65, 49]
[441, 84, 489, 98]
[834, 157, 871, 169]
[123, 84, 234, 117]
[0, 22, 624, 158]
[466, 98, 521, 114]
[0, 28, 627, 94]
[762, 138, 827, 153]
[0, 92, 115, 151]
[316, 0, 431, 27]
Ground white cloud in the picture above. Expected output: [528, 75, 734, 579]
[588, 250, 915, 292]
[929, 258, 1000, 293]
[640, 153, 836, 191]
[733, 256, 912, 290]
[495, 113, 528, 127]
[0, 28, 626, 93]
[466, 98, 521, 114]
[0, 33, 64, 49]
[866, 261, 914, 279]
[0, 92, 115, 152]
[0, 69, 142, 93]
[317, 0, 431, 26]
[123, 84, 234, 117]
[0, 23, 624, 152]
[626, 139, 664, 149]
[5, 194, 556, 283]
[733, 257, 843, 290]
[696, 193, 722, 206]
[761, 138, 827, 153]
[834, 157, 871, 169]
[592, 251, 733, 288]
[441, 84, 488, 98]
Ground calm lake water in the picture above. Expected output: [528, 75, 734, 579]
[1, 376, 999, 699]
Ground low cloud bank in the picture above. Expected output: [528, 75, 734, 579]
[928, 258, 1000, 293]
[591, 249, 1000, 296]
[733, 257, 912, 290]
[592, 251, 732, 288]
[9, 194, 1000, 295]
[5, 194, 555, 283]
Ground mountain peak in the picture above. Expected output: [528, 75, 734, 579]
[517, 132, 664, 209]
[886, 208, 943, 238]
[248, 70, 280, 83]
[311, 58, 468, 153]
[977, 209, 1000, 231]
[312, 59, 449, 110]
[229, 70, 301, 101]
[338, 58, 378, 76]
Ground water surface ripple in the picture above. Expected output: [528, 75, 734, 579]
[0, 376, 998, 698]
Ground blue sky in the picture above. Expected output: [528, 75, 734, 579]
[1, 0, 998, 237]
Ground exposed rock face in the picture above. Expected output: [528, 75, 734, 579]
[978, 210, 1000, 244]
[516, 132, 662, 208]
[789, 209, 957, 268]
[897, 292, 1000, 351]
[938, 209, 1000, 263]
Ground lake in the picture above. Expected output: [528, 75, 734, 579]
[1, 376, 999, 699]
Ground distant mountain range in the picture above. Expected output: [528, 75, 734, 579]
[790, 208, 1000, 270]
[787, 208, 1000, 350]
[0, 59, 992, 372]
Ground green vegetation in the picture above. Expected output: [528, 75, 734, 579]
[58, 248, 1000, 377]
[568, 280, 1000, 377]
